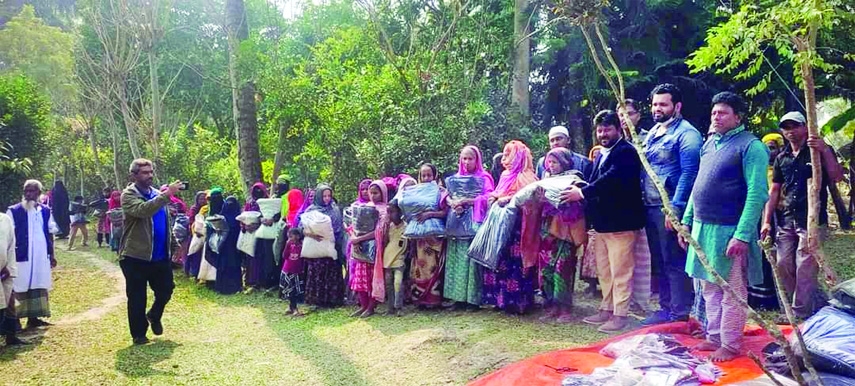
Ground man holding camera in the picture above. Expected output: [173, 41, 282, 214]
[119, 158, 183, 345]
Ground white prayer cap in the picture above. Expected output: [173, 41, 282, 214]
[548, 125, 570, 139]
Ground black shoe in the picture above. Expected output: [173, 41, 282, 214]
[132, 336, 150, 345]
[27, 318, 52, 328]
[5, 336, 29, 346]
[146, 314, 163, 336]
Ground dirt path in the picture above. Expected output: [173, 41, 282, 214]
[53, 250, 126, 326]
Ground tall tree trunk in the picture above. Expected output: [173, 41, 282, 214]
[226, 0, 262, 192]
[85, 120, 108, 187]
[117, 85, 142, 160]
[512, 0, 530, 117]
[272, 121, 290, 188]
[108, 115, 124, 189]
[149, 49, 161, 170]
[800, 61, 823, 252]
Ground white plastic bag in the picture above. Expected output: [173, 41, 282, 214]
[237, 230, 256, 256]
[300, 211, 336, 259]
[255, 198, 282, 239]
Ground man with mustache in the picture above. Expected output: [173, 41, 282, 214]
[639, 83, 703, 326]
[6, 180, 57, 333]
[561, 110, 645, 333]
[120, 159, 182, 345]
[679, 92, 768, 362]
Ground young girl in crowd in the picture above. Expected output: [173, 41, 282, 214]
[482, 140, 538, 314]
[348, 181, 388, 318]
[444, 145, 495, 310]
[280, 227, 305, 317]
[346, 179, 372, 302]
[68, 195, 89, 250]
[409, 164, 448, 308]
[380, 202, 408, 316]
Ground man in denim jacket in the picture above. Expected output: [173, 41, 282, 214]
[640, 83, 703, 325]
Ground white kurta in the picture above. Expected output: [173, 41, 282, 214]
[7, 206, 53, 293]
[0, 213, 18, 308]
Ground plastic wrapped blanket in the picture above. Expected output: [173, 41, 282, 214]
[830, 278, 855, 315]
[172, 214, 190, 242]
[445, 176, 485, 238]
[467, 203, 518, 270]
[348, 204, 379, 235]
[236, 211, 262, 225]
[188, 214, 207, 255]
[255, 198, 282, 239]
[206, 215, 227, 254]
[563, 334, 721, 386]
[399, 183, 445, 238]
[351, 240, 376, 263]
[511, 172, 587, 220]
[300, 211, 337, 259]
[795, 306, 855, 378]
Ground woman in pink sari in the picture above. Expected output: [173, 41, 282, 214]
[347, 180, 388, 318]
[482, 140, 538, 314]
[443, 145, 495, 309]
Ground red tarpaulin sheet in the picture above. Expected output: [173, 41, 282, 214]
[470, 321, 794, 386]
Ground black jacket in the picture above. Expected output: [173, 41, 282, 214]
[581, 139, 646, 233]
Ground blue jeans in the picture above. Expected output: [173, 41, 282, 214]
[645, 206, 694, 318]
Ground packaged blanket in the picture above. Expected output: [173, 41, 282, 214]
[300, 211, 337, 259]
[172, 214, 190, 242]
[236, 211, 262, 225]
[445, 176, 484, 238]
[206, 215, 227, 254]
[512, 172, 587, 214]
[188, 213, 207, 255]
[468, 203, 518, 270]
[350, 204, 380, 235]
[255, 198, 282, 239]
[796, 306, 855, 378]
[351, 240, 376, 264]
[399, 183, 445, 238]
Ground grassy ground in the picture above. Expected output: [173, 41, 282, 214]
[1, 232, 853, 386]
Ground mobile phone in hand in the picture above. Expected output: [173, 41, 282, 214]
[179, 182, 189, 191]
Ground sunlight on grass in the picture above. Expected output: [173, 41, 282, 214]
[2, 231, 853, 385]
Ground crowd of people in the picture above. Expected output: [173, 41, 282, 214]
[0, 84, 845, 364]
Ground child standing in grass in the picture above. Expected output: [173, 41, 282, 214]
[280, 227, 305, 317]
[381, 201, 408, 316]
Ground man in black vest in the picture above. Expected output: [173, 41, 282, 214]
[561, 110, 646, 333]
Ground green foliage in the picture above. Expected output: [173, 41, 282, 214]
[822, 105, 855, 136]
[687, 0, 845, 97]
[0, 73, 51, 209]
[0, 5, 76, 113]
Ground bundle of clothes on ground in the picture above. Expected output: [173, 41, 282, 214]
[561, 334, 722, 386]
[763, 278, 855, 386]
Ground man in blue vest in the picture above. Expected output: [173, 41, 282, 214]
[679, 92, 768, 362]
[6, 179, 56, 331]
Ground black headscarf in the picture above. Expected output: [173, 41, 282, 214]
[305, 183, 343, 235]
[208, 191, 225, 215]
[51, 180, 70, 236]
